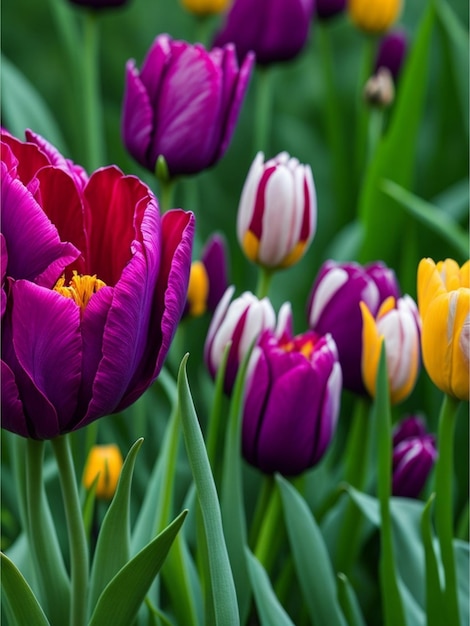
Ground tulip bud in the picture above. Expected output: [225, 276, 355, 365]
[360, 295, 421, 404]
[180, 0, 230, 15]
[348, 0, 402, 34]
[307, 260, 400, 394]
[237, 152, 316, 270]
[242, 328, 342, 476]
[392, 416, 437, 498]
[374, 30, 408, 82]
[204, 286, 277, 393]
[315, 0, 347, 21]
[417, 258, 470, 401]
[363, 68, 395, 108]
[83, 444, 123, 500]
[184, 234, 229, 318]
[213, 0, 315, 65]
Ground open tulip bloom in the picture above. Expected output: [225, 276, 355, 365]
[1, 130, 194, 438]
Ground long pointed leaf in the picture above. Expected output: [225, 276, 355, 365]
[277, 475, 347, 626]
[88, 438, 143, 614]
[337, 573, 367, 626]
[177, 354, 239, 626]
[420, 494, 444, 626]
[1, 552, 50, 626]
[89, 510, 187, 626]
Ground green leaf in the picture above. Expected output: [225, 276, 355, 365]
[221, 343, 254, 622]
[420, 494, 444, 626]
[358, 1, 436, 265]
[88, 438, 143, 614]
[1, 552, 50, 626]
[177, 354, 240, 626]
[89, 510, 187, 626]
[455, 539, 470, 626]
[276, 475, 347, 626]
[1, 55, 68, 153]
[245, 548, 295, 626]
[336, 573, 367, 626]
[435, 0, 469, 137]
[381, 180, 468, 260]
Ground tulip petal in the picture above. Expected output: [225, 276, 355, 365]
[122, 60, 154, 168]
[1, 132, 50, 186]
[1, 360, 29, 437]
[242, 346, 270, 465]
[1, 164, 80, 284]
[140, 34, 172, 104]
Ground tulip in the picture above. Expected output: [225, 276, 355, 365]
[360, 295, 421, 404]
[180, 0, 230, 15]
[1, 130, 194, 439]
[83, 444, 124, 500]
[316, 0, 347, 20]
[392, 416, 437, 498]
[374, 30, 408, 82]
[417, 258, 470, 401]
[213, 0, 314, 65]
[242, 326, 342, 476]
[237, 152, 316, 270]
[204, 286, 278, 393]
[185, 234, 229, 317]
[307, 260, 400, 393]
[348, 0, 402, 34]
[122, 34, 254, 177]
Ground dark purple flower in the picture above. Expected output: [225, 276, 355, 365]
[122, 34, 254, 177]
[184, 233, 230, 318]
[67, 0, 129, 9]
[307, 260, 400, 394]
[242, 326, 342, 476]
[392, 416, 437, 498]
[316, 0, 346, 20]
[213, 0, 315, 65]
[374, 30, 408, 83]
[1, 130, 194, 439]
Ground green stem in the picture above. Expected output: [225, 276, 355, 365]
[354, 36, 377, 184]
[366, 107, 384, 168]
[82, 10, 105, 171]
[434, 394, 461, 626]
[335, 398, 370, 574]
[317, 23, 352, 229]
[255, 266, 274, 299]
[249, 475, 276, 547]
[159, 177, 176, 213]
[254, 66, 272, 156]
[254, 477, 283, 574]
[52, 435, 89, 626]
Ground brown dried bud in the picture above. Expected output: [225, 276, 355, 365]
[363, 68, 395, 107]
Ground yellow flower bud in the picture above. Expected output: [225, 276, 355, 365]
[83, 444, 123, 500]
[348, 0, 402, 34]
[180, 0, 230, 16]
[417, 258, 470, 401]
[187, 260, 209, 317]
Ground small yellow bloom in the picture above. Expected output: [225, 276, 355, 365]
[348, 0, 402, 34]
[180, 0, 230, 16]
[360, 295, 421, 404]
[417, 258, 470, 401]
[83, 444, 123, 500]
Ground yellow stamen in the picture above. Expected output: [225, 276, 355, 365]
[281, 339, 314, 360]
[54, 271, 106, 311]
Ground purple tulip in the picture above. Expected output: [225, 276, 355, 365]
[392, 416, 437, 498]
[122, 34, 254, 177]
[1, 130, 194, 439]
[204, 287, 278, 394]
[184, 233, 229, 317]
[374, 30, 408, 82]
[213, 0, 315, 65]
[242, 327, 342, 476]
[316, 0, 346, 20]
[307, 260, 400, 394]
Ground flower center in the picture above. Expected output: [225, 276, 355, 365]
[281, 337, 315, 360]
[54, 271, 106, 310]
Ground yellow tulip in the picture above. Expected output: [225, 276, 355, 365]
[187, 260, 209, 317]
[82, 444, 123, 500]
[360, 295, 421, 404]
[348, 0, 402, 34]
[180, 0, 230, 16]
[417, 258, 470, 401]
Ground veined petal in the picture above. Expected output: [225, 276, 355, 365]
[1, 360, 29, 437]
[1, 132, 50, 186]
[242, 346, 270, 465]
[1, 164, 80, 284]
[417, 258, 446, 320]
[122, 60, 154, 168]
[10, 281, 82, 436]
